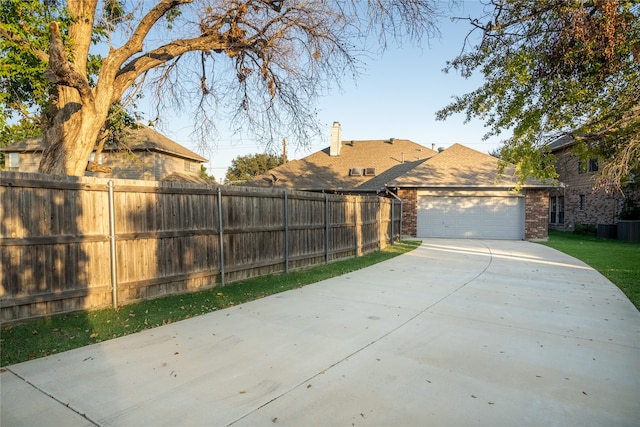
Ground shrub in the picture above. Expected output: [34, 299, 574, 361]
[620, 197, 640, 220]
[574, 223, 597, 235]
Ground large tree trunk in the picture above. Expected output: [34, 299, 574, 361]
[38, 90, 102, 176]
[39, 2, 105, 177]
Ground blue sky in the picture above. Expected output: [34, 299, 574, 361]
[155, 1, 501, 182]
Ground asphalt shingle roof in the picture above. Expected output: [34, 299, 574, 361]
[246, 141, 552, 191]
[547, 134, 574, 151]
[0, 125, 207, 162]
[124, 126, 207, 162]
[246, 139, 437, 190]
[389, 143, 547, 188]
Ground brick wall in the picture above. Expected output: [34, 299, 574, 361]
[397, 188, 417, 236]
[549, 186, 621, 230]
[525, 189, 550, 240]
[551, 146, 632, 230]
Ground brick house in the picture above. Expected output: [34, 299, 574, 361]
[0, 125, 208, 182]
[246, 122, 552, 240]
[548, 135, 640, 231]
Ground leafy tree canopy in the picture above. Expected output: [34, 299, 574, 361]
[200, 164, 217, 183]
[0, 1, 68, 126]
[225, 152, 284, 184]
[437, 0, 640, 191]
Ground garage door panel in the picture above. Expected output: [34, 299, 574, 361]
[417, 195, 524, 239]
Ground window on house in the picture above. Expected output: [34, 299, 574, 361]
[549, 195, 565, 224]
[579, 158, 598, 174]
[579, 194, 585, 211]
[7, 153, 19, 171]
[184, 159, 196, 173]
[349, 168, 362, 176]
[364, 167, 376, 176]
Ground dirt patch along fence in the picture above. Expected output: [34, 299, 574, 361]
[0, 172, 401, 323]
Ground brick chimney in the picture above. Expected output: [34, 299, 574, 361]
[330, 121, 342, 156]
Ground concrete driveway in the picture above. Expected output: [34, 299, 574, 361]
[2, 239, 639, 426]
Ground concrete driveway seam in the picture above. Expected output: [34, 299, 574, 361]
[4, 367, 101, 426]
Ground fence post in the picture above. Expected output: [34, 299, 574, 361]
[284, 190, 289, 273]
[354, 198, 359, 257]
[107, 180, 118, 308]
[397, 199, 403, 242]
[390, 199, 395, 244]
[378, 198, 382, 249]
[217, 187, 225, 286]
[325, 194, 329, 264]
[386, 191, 404, 244]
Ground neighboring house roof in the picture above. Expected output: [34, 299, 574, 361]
[0, 125, 207, 163]
[162, 172, 211, 184]
[246, 139, 437, 191]
[0, 137, 42, 153]
[389, 143, 549, 188]
[124, 125, 207, 162]
[547, 134, 575, 151]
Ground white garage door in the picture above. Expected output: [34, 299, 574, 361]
[417, 192, 524, 239]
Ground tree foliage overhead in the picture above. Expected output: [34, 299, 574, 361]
[0, 1, 66, 124]
[437, 0, 640, 191]
[0, 0, 442, 176]
[225, 152, 283, 184]
[0, 1, 63, 144]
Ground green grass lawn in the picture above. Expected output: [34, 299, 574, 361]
[1, 241, 421, 367]
[540, 230, 640, 310]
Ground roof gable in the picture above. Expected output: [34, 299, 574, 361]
[390, 143, 523, 188]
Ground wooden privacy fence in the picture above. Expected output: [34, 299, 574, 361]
[0, 172, 401, 323]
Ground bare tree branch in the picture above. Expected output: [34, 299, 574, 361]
[104, 0, 193, 74]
